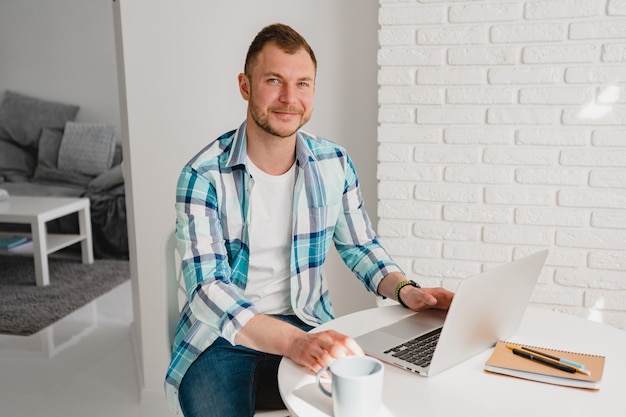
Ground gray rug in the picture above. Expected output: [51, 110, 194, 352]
[0, 254, 130, 336]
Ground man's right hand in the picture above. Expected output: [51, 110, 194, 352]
[287, 329, 365, 374]
[234, 314, 363, 374]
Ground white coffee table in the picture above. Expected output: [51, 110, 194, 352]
[0, 196, 94, 286]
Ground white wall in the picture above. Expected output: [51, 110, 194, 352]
[0, 0, 120, 126]
[378, 0, 626, 329]
[114, 0, 380, 402]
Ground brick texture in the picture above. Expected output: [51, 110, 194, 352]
[378, 0, 626, 329]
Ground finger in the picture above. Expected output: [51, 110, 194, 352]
[342, 336, 365, 356]
[291, 335, 334, 372]
[311, 339, 337, 369]
[420, 292, 437, 306]
[326, 340, 362, 359]
[311, 342, 334, 362]
[303, 350, 333, 375]
[326, 343, 348, 359]
[318, 367, 332, 379]
[323, 332, 364, 358]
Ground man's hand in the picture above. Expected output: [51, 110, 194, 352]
[234, 315, 363, 374]
[399, 286, 454, 311]
[378, 271, 455, 312]
[286, 329, 364, 374]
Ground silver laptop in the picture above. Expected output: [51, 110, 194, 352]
[355, 249, 548, 377]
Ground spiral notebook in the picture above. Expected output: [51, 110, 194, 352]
[484, 340, 605, 389]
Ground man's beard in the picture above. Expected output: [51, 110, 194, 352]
[249, 101, 310, 139]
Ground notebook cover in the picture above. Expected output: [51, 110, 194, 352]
[484, 340, 605, 389]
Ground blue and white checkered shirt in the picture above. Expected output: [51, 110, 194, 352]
[165, 122, 403, 412]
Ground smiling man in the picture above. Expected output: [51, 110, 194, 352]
[165, 23, 453, 417]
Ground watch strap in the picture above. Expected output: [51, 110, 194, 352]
[394, 280, 420, 308]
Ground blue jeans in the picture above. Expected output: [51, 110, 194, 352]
[178, 314, 313, 417]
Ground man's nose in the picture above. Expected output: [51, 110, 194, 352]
[279, 84, 297, 103]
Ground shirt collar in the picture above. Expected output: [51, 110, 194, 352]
[225, 120, 316, 170]
[225, 121, 248, 168]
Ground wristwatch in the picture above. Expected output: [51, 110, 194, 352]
[394, 280, 420, 308]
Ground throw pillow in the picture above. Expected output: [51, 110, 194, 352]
[31, 127, 91, 187]
[0, 135, 37, 181]
[57, 122, 117, 177]
[0, 91, 79, 148]
[34, 128, 64, 172]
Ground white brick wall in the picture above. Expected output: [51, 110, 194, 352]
[377, 0, 626, 329]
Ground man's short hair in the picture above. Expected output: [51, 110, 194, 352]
[244, 23, 317, 76]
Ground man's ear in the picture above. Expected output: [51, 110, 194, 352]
[238, 73, 250, 101]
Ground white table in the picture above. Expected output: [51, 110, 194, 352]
[278, 305, 626, 417]
[0, 196, 94, 286]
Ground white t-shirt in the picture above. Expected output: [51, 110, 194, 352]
[244, 157, 296, 315]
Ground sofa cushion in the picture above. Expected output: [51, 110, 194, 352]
[32, 128, 92, 187]
[57, 122, 117, 177]
[0, 181, 84, 198]
[0, 135, 36, 182]
[0, 91, 79, 148]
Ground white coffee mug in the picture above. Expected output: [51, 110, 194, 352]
[316, 356, 384, 417]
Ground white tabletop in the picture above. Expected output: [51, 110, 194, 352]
[0, 196, 88, 219]
[278, 306, 626, 417]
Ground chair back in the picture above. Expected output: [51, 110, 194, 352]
[163, 230, 185, 346]
[163, 231, 290, 417]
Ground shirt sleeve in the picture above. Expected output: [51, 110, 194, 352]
[175, 165, 259, 344]
[332, 154, 404, 293]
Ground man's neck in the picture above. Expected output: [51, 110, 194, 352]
[246, 124, 297, 176]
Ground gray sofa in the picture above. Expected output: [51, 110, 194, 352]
[0, 90, 128, 259]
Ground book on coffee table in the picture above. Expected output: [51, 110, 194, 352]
[0, 236, 30, 250]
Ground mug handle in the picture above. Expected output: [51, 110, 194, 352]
[316, 366, 332, 397]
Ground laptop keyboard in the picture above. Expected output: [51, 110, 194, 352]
[384, 327, 442, 368]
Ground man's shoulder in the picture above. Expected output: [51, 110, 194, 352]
[297, 130, 347, 158]
[186, 129, 237, 169]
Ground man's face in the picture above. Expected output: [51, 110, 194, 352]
[239, 42, 316, 139]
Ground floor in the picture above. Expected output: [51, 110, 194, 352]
[0, 280, 172, 417]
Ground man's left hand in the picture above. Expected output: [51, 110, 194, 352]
[399, 286, 454, 312]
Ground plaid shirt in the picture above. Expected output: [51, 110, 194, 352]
[165, 122, 402, 412]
